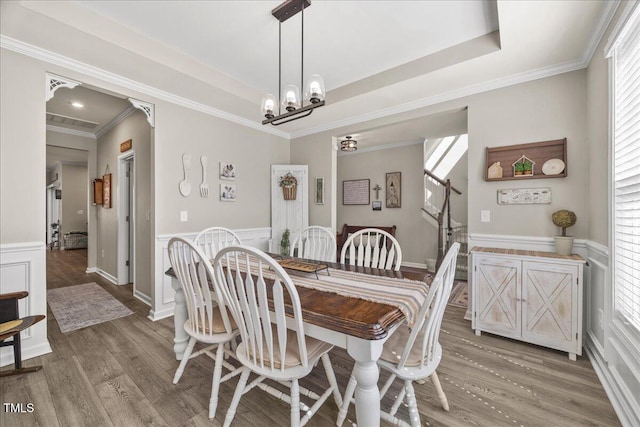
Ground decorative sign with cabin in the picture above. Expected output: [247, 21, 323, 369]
[512, 155, 535, 177]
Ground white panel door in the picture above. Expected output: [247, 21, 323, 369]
[271, 165, 308, 254]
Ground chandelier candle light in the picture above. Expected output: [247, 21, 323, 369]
[261, 0, 325, 126]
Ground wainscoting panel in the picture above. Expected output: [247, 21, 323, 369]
[0, 242, 52, 367]
[149, 227, 271, 321]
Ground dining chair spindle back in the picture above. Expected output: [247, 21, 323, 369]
[290, 225, 336, 262]
[167, 237, 241, 420]
[212, 245, 342, 427]
[337, 242, 460, 427]
[340, 228, 402, 271]
[194, 226, 242, 261]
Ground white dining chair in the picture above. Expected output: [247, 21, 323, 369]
[289, 225, 336, 262]
[337, 242, 460, 427]
[194, 226, 242, 260]
[167, 237, 242, 420]
[340, 227, 402, 271]
[211, 245, 343, 427]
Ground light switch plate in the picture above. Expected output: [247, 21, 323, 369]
[180, 211, 188, 222]
[481, 210, 490, 223]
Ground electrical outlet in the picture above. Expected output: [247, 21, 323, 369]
[180, 211, 188, 222]
[77, 209, 84, 215]
[481, 210, 491, 223]
[101, 249, 105, 258]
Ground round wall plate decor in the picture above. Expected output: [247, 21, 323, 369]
[542, 158, 565, 175]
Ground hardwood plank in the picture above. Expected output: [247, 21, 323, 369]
[0, 249, 619, 427]
[95, 374, 168, 427]
[44, 356, 113, 426]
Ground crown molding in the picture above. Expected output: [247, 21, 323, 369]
[46, 124, 96, 139]
[0, 35, 289, 139]
[583, 0, 621, 65]
[290, 57, 586, 139]
[95, 105, 136, 139]
[337, 139, 423, 156]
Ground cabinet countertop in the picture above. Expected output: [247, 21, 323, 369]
[471, 246, 586, 262]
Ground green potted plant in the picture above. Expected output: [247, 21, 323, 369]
[514, 161, 524, 176]
[280, 228, 290, 256]
[552, 209, 577, 255]
[523, 159, 533, 176]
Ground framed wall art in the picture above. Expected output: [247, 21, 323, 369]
[385, 172, 401, 208]
[315, 177, 325, 204]
[220, 184, 236, 202]
[219, 162, 236, 180]
[343, 179, 370, 205]
[372, 201, 382, 211]
[103, 173, 112, 208]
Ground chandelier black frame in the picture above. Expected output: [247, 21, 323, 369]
[262, 0, 325, 126]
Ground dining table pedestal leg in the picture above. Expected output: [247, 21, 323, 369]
[347, 336, 384, 427]
[171, 277, 189, 360]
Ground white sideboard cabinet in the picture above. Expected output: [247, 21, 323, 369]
[470, 247, 586, 360]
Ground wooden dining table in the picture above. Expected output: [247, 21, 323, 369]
[165, 255, 430, 427]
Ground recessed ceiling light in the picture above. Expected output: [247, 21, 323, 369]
[71, 102, 84, 108]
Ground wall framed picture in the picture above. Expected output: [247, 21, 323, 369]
[103, 173, 112, 208]
[385, 172, 401, 208]
[220, 162, 236, 180]
[220, 184, 236, 202]
[315, 177, 325, 204]
[372, 201, 382, 211]
[343, 179, 370, 205]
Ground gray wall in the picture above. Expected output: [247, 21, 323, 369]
[336, 144, 467, 264]
[466, 71, 588, 239]
[60, 164, 88, 238]
[97, 110, 151, 295]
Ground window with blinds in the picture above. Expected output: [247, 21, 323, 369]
[612, 7, 640, 331]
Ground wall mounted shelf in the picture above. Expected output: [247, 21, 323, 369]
[485, 138, 567, 181]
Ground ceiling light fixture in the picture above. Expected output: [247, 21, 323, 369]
[340, 136, 357, 152]
[261, 0, 325, 126]
[71, 102, 84, 108]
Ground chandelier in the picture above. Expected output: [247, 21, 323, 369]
[261, 0, 325, 126]
[340, 136, 357, 152]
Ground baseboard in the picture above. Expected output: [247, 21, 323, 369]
[585, 340, 639, 427]
[402, 261, 428, 269]
[85, 267, 97, 273]
[147, 307, 174, 321]
[0, 341, 52, 368]
[133, 289, 151, 307]
[96, 268, 118, 285]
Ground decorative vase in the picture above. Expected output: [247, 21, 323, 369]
[282, 184, 297, 200]
[554, 236, 574, 256]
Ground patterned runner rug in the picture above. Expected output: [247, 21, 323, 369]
[47, 282, 133, 333]
[448, 281, 468, 308]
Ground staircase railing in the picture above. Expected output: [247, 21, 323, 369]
[421, 169, 462, 269]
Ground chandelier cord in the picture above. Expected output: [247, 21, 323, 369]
[301, 3, 304, 105]
[278, 21, 282, 116]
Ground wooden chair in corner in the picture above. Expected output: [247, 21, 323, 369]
[0, 291, 45, 377]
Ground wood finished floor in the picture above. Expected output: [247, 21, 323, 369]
[0, 249, 620, 426]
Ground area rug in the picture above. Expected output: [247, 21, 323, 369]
[47, 282, 133, 333]
[448, 281, 468, 308]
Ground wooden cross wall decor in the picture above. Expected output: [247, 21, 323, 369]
[372, 184, 382, 200]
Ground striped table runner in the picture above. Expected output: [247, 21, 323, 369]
[223, 256, 430, 327]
